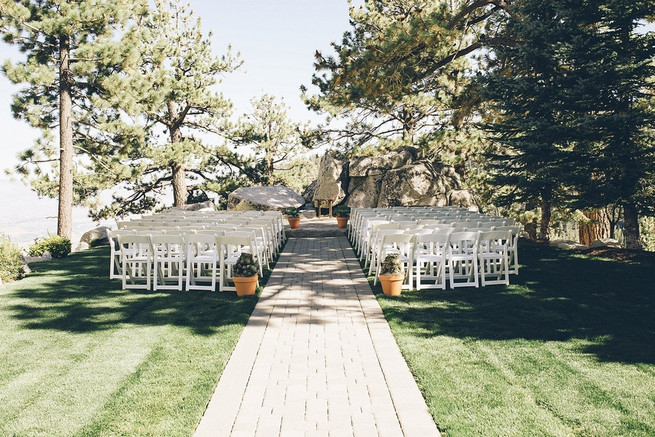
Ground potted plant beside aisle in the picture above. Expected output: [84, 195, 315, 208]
[283, 207, 301, 229]
[378, 253, 404, 296]
[232, 252, 259, 297]
[335, 205, 350, 229]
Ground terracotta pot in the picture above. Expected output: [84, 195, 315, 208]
[233, 275, 258, 297]
[379, 273, 404, 296]
[287, 217, 300, 229]
[336, 216, 349, 229]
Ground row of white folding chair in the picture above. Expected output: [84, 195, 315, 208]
[365, 224, 426, 272]
[413, 230, 514, 290]
[349, 210, 490, 254]
[357, 218, 391, 261]
[359, 228, 514, 290]
[112, 219, 281, 269]
[185, 234, 260, 292]
[349, 211, 387, 252]
[112, 230, 263, 291]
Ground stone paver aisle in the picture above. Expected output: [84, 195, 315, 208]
[194, 236, 440, 437]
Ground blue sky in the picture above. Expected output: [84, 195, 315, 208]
[0, 0, 355, 171]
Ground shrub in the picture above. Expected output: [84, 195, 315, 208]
[335, 205, 351, 217]
[0, 234, 24, 282]
[380, 253, 403, 275]
[29, 234, 72, 258]
[233, 252, 258, 277]
[282, 207, 300, 217]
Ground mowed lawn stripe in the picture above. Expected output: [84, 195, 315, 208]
[0, 246, 258, 437]
[373, 241, 655, 437]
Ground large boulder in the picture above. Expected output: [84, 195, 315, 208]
[227, 185, 306, 211]
[348, 147, 418, 177]
[301, 180, 317, 203]
[318, 147, 476, 210]
[347, 174, 383, 208]
[75, 226, 111, 251]
[312, 154, 345, 205]
[449, 189, 479, 211]
[378, 162, 458, 207]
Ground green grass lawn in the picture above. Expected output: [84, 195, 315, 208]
[0, 246, 260, 436]
[371, 241, 655, 437]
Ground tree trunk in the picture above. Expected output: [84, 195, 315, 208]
[623, 202, 642, 250]
[578, 209, 611, 246]
[171, 162, 187, 207]
[57, 35, 74, 240]
[539, 197, 551, 241]
[167, 101, 187, 207]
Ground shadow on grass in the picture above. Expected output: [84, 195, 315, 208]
[376, 241, 655, 365]
[5, 246, 259, 336]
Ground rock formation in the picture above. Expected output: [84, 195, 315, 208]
[309, 147, 478, 211]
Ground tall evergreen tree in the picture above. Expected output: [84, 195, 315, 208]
[234, 95, 308, 186]
[0, 0, 147, 238]
[482, 0, 655, 247]
[93, 0, 242, 217]
[480, 0, 574, 240]
[563, 0, 655, 249]
[302, 0, 501, 158]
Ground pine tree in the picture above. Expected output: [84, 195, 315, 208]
[0, 0, 147, 239]
[480, 1, 574, 240]
[234, 95, 308, 186]
[93, 0, 242, 216]
[481, 0, 655, 247]
[302, 0, 501, 158]
[563, 0, 655, 250]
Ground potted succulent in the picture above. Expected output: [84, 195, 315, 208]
[283, 207, 301, 229]
[334, 205, 351, 229]
[378, 253, 404, 296]
[232, 252, 259, 296]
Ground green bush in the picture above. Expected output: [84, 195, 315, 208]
[0, 234, 24, 282]
[29, 234, 72, 258]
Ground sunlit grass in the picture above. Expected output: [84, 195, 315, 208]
[0, 246, 263, 436]
[368, 241, 655, 436]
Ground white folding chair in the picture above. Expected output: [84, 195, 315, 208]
[447, 231, 480, 288]
[414, 232, 450, 290]
[373, 233, 416, 289]
[477, 230, 512, 286]
[365, 223, 401, 269]
[150, 234, 185, 291]
[367, 228, 404, 275]
[185, 233, 220, 291]
[117, 233, 152, 290]
[107, 229, 136, 279]
[217, 235, 260, 292]
[224, 231, 264, 276]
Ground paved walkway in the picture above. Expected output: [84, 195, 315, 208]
[195, 231, 440, 436]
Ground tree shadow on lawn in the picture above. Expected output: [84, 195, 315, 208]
[379, 241, 655, 365]
[6, 247, 257, 336]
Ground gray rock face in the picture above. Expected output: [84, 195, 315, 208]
[80, 226, 111, 245]
[227, 185, 306, 211]
[301, 180, 317, 203]
[449, 189, 479, 211]
[312, 147, 477, 210]
[313, 155, 345, 205]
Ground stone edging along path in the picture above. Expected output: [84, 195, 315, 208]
[195, 219, 440, 436]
